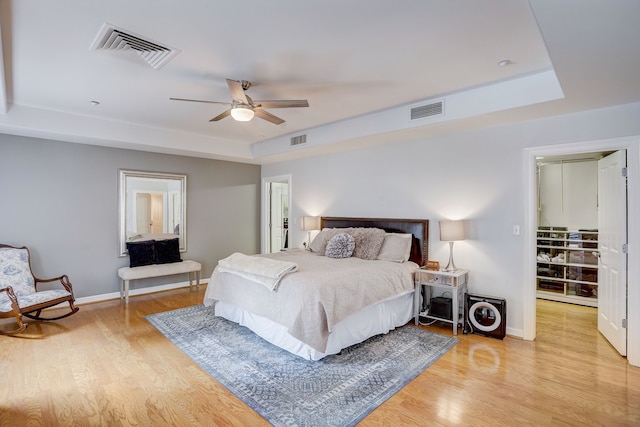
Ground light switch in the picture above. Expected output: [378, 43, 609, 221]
[513, 225, 520, 236]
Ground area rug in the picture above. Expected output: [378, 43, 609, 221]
[146, 304, 458, 427]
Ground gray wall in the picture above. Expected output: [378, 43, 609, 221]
[0, 134, 261, 298]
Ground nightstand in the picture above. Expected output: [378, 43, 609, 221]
[414, 268, 469, 335]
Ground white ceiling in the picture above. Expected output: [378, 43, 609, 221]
[1, 0, 639, 164]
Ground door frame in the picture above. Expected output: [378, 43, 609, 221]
[261, 174, 292, 254]
[523, 136, 640, 367]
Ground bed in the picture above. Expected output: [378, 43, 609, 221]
[203, 217, 429, 360]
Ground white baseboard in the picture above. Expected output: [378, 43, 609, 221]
[505, 327, 523, 339]
[75, 278, 209, 305]
[0, 279, 209, 327]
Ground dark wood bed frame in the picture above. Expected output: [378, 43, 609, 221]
[320, 217, 429, 266]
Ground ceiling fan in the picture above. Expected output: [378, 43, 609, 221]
[170, 78, 309, 125]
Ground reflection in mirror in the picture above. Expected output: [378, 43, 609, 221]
[118, 169, 187, 256]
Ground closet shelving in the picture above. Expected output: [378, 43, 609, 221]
[536, 227, 598, 307]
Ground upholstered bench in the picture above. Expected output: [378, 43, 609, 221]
[117, 260, 201, 304]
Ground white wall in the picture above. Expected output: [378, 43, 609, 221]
[262, 101, 640, 340]
[538, 160, 598, 229]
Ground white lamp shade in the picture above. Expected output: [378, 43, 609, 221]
[440, 220, 465, 242]
[230, 106, 255, 121]
[301, 216, 321, 231]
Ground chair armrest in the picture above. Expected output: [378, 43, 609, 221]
[0, 286, 21, 313]
[34, 275, 74, 294]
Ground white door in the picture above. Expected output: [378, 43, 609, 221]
[270, 183, 284, 252]
[262, 175, 292, 254]
[597, 150, 628, 356]
[149, 193, 164, 233]
[135, 193, 151, 233]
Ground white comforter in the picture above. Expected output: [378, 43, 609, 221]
[204, 249, 416, 353]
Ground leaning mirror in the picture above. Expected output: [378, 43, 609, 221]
[118, 169, 187, 256]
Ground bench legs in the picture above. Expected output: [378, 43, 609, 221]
[188, 271, 201, 291]
[120, 279, 130, 304]
[120, 271, 200, 304]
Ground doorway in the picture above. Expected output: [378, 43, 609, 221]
[535, 150, 626, 352]
[535, 153, 604, 307]
[523, 136, 639, 366]
[262, 174, 291, 254]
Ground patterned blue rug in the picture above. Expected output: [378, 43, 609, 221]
[146, 304, 458, 427]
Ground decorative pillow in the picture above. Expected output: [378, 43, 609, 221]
[377, 233, 413, 262]
[349, 227, 386, 260]
[126, 240, 156, 267]
[154, 238, 182, 264]
[325, 233, 356, 259]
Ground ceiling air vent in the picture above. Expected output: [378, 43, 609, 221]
[290, 134, 307, 146]
[410, 99, 444, 121]
[90, 23, 180, 70]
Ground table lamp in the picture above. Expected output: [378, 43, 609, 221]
[439, 220, 465, 272]
[301, 216, 321, 248]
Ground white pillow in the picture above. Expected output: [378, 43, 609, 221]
[376, 233, 413, 262]
[309, 228, 339, 253]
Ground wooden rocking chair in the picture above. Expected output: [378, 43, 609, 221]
[0, 244, 79, 335]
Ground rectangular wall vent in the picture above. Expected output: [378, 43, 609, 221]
[290, 134, 307, 146]
[90, 23, 180, 70]
[410, 100, 444, 120]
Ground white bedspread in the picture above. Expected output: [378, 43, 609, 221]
[204, 249, 416, 353]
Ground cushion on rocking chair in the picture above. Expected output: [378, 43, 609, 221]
[0, 247, 35, 297]
[0, 246, 74, 314]
[0, 289, 72, 312]
[1, 244, 78, 334]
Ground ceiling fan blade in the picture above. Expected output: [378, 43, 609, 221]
[209, 109, 232, 122]
[254, 100, 309, 109]
[254, 109, 285, 125]
[226, 79, 249, 104]
[170, 97, 231, 106]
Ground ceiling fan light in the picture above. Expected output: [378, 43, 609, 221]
[230, 106, 254, 121]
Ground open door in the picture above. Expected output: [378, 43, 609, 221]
[265, 181, 289, 253]
[262, 175, 292, 254]
[597, 150, 628, 356]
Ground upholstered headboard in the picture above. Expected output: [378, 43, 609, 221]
[320, 217, 429, 265]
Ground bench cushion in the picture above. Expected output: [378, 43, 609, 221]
[118, 260, 201, 281]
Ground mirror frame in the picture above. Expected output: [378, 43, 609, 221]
[118, 169, 187, 256]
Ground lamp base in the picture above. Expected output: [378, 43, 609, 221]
[443, 241, 457, 272]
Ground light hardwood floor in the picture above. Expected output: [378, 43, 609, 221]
[1, 288, 639, 426]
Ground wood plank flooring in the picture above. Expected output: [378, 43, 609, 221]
[1, 288, 639, 426]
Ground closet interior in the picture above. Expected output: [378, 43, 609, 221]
[536, 152, 612, 307]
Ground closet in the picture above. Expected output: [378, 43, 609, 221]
[536, 154, 609, 307]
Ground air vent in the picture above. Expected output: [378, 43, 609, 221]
[290, 134, 307, 146]
[410, 100, 444, 120]
[90, 23, 180, 70]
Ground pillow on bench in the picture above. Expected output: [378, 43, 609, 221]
[155, 238, 182, 264]
[126, 240, 156, 267]
[126, 238, 182, 268]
